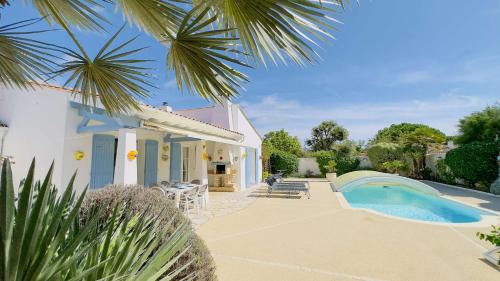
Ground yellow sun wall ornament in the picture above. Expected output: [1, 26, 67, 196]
[75, 151, 85, 160]
[203, 152, 209, 161]
[128, 150, 138, 161]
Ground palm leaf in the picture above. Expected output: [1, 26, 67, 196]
[115, 0, 186, 40]
[198, 0, 344, 66]
[53, 26, 154, 115]
[28, 0, 108, 31]
[166, 7, 249, 101]
[0, 19, 59, 89]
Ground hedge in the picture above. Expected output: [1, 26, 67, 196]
[367, 142, 404, 171]
[336, 157, 360, 176]
[311, 150, 336, 175]
[270, 150, 298, 176]
[80, 186, 217, 281]
[445, 141, 499, 189]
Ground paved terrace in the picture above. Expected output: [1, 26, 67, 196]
[196, 181, 500, 281]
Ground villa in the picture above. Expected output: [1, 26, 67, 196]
[0, 84, 262, 196]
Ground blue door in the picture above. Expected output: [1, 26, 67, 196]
[144, 140, 158, 187]
[170, 142, 181, 183]
[245, 147, 252, 187]
[91, 134, 115, 189]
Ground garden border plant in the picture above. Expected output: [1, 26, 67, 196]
[0, 158, 198, 281]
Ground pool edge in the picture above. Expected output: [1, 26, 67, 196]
[335, 192, 500, 228]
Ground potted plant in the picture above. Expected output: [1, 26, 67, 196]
[477, 226, 500, 267]
[324, 160, 337, 181]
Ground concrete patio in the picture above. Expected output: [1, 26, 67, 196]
[196, 181, 500, 281]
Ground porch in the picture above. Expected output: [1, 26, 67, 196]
[67, 102, 261, 199]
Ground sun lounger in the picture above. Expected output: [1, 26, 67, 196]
[266, 177, 310, 199]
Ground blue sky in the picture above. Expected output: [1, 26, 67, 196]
[4, 1, 500, 143]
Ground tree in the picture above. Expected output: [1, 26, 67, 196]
[367, 142, 404, 171]
[370, 123, 446, 177]
[0, 1, 347, 114]
[306, 121, 348, 152]
[455, 105, 500, 144]
[371, 123, 446, 145]
[263, 129, 302, 157]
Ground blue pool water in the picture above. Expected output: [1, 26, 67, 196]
[342, 185, 492, 223]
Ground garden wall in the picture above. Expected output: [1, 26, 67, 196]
[298, 157, 321, 175]
[297, 156, 372, 176]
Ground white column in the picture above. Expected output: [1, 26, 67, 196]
[195, 141, 209, 204]
[237, 146, 246, 190]
[114, 128, 138, 185]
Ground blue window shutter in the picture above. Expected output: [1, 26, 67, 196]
[144, 140, 159, 187]
[245, 147, 252, 187]
[170, 143, 181, 183]
[91, 134, 115, 189]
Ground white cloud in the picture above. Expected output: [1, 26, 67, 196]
[241, 91, 495, 142]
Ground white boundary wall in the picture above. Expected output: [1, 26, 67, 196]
[298, 158, 321, 175]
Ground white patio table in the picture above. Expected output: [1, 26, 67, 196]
[163, 183, 198, 208]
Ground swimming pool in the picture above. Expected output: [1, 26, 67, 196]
[342, 184, 492, 223]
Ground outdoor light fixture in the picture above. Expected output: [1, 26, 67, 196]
[128, 150, 138, 161]
[75, 151, 85, 160]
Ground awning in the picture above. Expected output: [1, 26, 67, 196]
[135, 105, 244, 145]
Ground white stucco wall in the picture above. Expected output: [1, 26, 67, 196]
[0, 86, 69, 190]
[1, 86, 263, 194]
[298, 158, 321, 175]
[175, 103, 231, 129]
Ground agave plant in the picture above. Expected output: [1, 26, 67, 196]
[0, 158, 192, 281]
[0, 1, 348, 114]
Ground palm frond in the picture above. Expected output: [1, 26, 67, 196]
[166, 7, 249, 102]
[115, 0, 186, 40]
[28, 0, 108, 31]
[198, 0, 342, 66]
[0, 19, 59, 89]
[53, 26, 154, 115]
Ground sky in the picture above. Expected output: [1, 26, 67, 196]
[3, 1, 500, 144]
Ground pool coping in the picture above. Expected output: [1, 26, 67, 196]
[421, 180, 500, 199]
[335, 192, 500, 228]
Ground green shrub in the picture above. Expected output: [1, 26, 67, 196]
[270, 150, 298, 176]
[445, 141, 499, 188]
[81, 186, 217, 281]
[262, 171, 270, 180]
[381, 160, 406, 174]
[477, 226, 500, 247]
[367, 142, 404, 171]
[324, 160, 337, 173]
[0, 159, 192, 281]
[312, 150, 336, 175]
[436, 158, 456, 184]
[336, 157, 360, 176]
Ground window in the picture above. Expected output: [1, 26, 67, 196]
[182, 147, 189, 182]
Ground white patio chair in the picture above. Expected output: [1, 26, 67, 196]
[159, 181, 176, 200]
[197, 184, 208, 208]
[180, 186, 200, 216]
